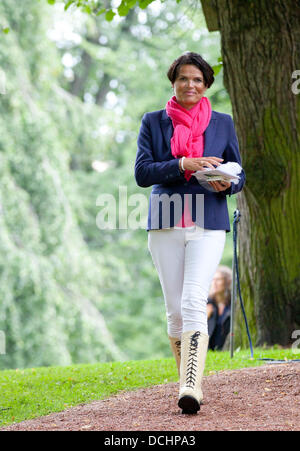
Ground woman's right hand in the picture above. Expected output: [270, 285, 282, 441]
[181, 157, 223, 172]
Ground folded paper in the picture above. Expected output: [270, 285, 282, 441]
[192, 162, 242, 186]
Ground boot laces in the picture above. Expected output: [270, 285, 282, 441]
[175, 340, 181, 357]
[186, 331, 201, 389]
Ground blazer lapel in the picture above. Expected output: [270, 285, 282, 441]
[160, 109, 217, 156]
[160, 110, 173, 151]
[203, 111, 217, 157]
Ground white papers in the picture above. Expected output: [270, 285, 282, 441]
[192, 162, 242, 185]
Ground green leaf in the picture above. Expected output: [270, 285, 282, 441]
[96, 8, 106, 16]
[212, 62, 223, 76]
[2, 27, 10, 34]
[118, 1, 130, 17]
[47, 0, 56, 4]
[82, 5, 92, 14]
[138, 0, 152, 10]
[105, 10, 116, 21]
[64, 0, 74, 11]
[126, 0, 138, 7]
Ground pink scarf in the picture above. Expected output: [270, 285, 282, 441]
[165, 95, 212, 182]
[165, 95, 212, 227]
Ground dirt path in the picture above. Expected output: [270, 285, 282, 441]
[2, 363, 300, 431]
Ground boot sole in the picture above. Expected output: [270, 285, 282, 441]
[178, 395, 200, 414]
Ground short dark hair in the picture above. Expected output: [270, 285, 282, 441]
[167, 52, 214, 88]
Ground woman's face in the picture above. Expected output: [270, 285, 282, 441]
[172, 64, 207, 110]
[211, 272, 225, 295]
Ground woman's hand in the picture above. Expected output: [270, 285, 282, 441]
[180, 157, 231, 191]
[208, 180, 231, 192]
[181, 156, 224, 172]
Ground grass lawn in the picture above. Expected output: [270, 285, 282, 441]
[0, 347, 298, 428]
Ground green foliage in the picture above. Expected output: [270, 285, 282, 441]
[50, 0, 160, 20]
[118, 0, 137, 17]
[105, 10, 116, 21]
[0, 0, 125, 369]
[0, 0, 237, 371]
[212, 56, 223, 75]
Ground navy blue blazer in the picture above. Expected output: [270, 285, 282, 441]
[135, 109, 245, 232]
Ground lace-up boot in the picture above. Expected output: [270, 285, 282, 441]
[178, 330, 209, 414]
[168, 336, 181, 377]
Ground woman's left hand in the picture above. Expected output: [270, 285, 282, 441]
[208, 181, 231, 192]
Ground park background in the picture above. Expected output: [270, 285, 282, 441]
[0, 0, 298, 372]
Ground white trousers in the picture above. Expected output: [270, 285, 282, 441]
[148, 226, 226, 338]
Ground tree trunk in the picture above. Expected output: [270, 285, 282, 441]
[70, 49, 93, 98]
[208, 0, 300, 345]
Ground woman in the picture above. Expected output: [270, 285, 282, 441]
[135, 52, 245, 414]
[207, 266, 232, 351]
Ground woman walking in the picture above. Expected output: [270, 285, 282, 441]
[135, 52, 245, 414]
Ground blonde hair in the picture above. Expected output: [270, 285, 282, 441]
[209, 265, 232, 305]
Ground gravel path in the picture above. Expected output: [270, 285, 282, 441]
[2, 363, 300, 431]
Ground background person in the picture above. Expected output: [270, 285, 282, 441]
[207, 265, 232, 350]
